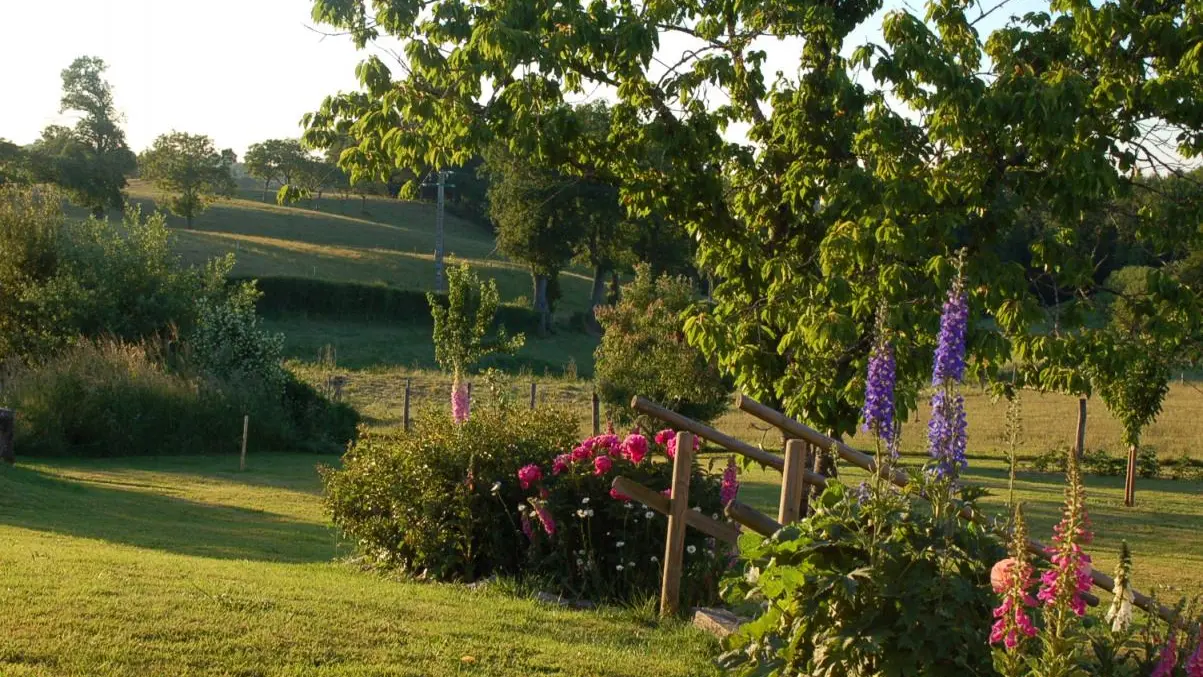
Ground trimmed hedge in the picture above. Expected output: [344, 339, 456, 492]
[239, 276, 541, 332]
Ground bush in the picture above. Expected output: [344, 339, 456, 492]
[594, 264, 729, 424]
[515, 429, 732, 605]
[720, 480, 1005, 676]
[1029, 446, 1160, 478]
[321, 405, 580, 580]
[1, 340, 356, 457]
[190, 280, 285, 393]
[0, 186, 228, 362]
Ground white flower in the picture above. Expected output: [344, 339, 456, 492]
[628, 561, 635, 567]
[490, 481, 502, 494]
[576, 509, 588, 518]
[712, 513, 719, 520]
[587, 509, 595, 517]
[581, 497, 590, 504]
[645, 511, 655, 519]
[624, 502, 633, 509]
[518, 504, 528, 512]
[616, 564, 624, 571]
[687, 545, 697, 554]
[576, 558, 583, 566]
[650, 556, 658, 563]
[692, 506, 701, 512]
[616, 541, 625, 548]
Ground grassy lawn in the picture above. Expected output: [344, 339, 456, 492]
[0, 454, 720, 677]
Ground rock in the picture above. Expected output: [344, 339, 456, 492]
[691, 607, 746, 639]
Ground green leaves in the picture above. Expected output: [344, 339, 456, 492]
[428, 263, 525, 378]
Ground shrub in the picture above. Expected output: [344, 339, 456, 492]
[515, 429, 732, 605]
[321, 405, 580, 580]
[594, 264, 729, 424]
[189, 280, 286, 394]
[1, 340, 356, 457]
[720, 479, 1005, 676]
[0, 186, 227, 362]
[1029, 446, 1161, 478]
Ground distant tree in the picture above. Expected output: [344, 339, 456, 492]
[244, 139, 308, 201]
[139, 132, 236, 228]
[482, 145, 584, 335]
[31, 57, 135, 216]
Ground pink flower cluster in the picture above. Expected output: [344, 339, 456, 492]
[451, 379, 470, 423]
[1152, 634, 1178, 677]
[989, 558, 1038, 650]
[1036, 523, 1094, 617]
[1187, 630, 1203, 677]
[518, 464, 542, 490]
[720, 457, 739, 506]
[656, 429, 699, 459]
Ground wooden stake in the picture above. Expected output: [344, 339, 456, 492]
[779, 440, 807, 524]
[1124, 443, 1137, 507]
[239, 415, 249, 471]
[591, 392, 601, 436]
[530, 382, 537, 410]
[660, 431, 694, 617]
[404, 378, 411, 432]
[1075, 397, 1087, 461]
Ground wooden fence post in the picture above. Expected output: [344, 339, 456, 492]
[0, 408, 13, 465]
[592, 392, 601, 436]
[404, 378, 412, 432]
[660, 431, 694, 617]
[1075, 398, 1087, 461]
[1124, 443, 1137, 507]
[239, 415, 249, 472]
[530, 382, 537, 410]
[779, 440, 807, 524]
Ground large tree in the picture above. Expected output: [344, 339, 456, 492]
[244, 139, 309, 201]
[304, 0, 1203, 436]
[139, 132, 236, 228]
[32, 56, 136, 216]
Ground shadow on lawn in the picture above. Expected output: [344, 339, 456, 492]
[0, 465, 335, 563]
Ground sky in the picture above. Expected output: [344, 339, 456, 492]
[1, 0, 366, 156]
[0, 0, 1046, 158]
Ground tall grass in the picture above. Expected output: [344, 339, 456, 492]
[0, 339, 356, 457]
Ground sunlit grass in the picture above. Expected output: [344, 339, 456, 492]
[0, 455, 720, 676]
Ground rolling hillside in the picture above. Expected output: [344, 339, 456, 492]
[112, 181, 600, 372]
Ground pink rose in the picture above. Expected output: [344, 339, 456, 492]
[621, 434, 648, 464]
[517, 464, 543, 490]
[593, 455, 613, 476]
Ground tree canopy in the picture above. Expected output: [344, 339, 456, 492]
[31, 56, 136, 216]
[304, 0, 1203, 436]
[139, 132, 236, 228]
[244, 139, 309, 200]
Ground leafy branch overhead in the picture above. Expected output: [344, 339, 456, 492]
[429, 263, 525, 378]
[305, 0, 1203, 436]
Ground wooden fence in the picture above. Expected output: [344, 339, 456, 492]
[615, 393, 1175, 623]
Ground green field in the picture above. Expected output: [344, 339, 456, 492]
[0, 455, 720, 676]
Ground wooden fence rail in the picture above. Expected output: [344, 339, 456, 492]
[735, 393, 1173, 623]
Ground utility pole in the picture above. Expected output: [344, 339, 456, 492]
[434, 169, 447, 293]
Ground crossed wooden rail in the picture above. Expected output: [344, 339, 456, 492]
[615, 394, 1175, 624]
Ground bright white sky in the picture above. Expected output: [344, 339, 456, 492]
[1, 0, 1044, 158]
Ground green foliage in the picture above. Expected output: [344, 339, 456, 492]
[0, 339, 356, 457]
[321, 405, 579, 580]
[594, 264, 729, 424]
[302, 0, 1203, 442]
[244, 138, 309, 199]
[721, 481, 1005, 676]
[1030, 446, 1160, 479]
[0, 138, 30, 186]
[0, 186, 226, 361]
[139, 132, 236, 227]
[428, 263, 524, 377]
[28, 57, 135, 216]
[189, 281, 286, 395]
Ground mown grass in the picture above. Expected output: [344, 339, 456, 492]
[0, 455, 721, 677]
[117, 181, 598, 317]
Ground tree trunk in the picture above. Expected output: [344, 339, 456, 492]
[1075, 397, 1087, 461]
[588, 265, 609, 333]
[1124, 443, 1137, 507]
[263, 179, 270, 202]
[608, 270, 621, 305]
[185, 214, 193, 229]
[0, 408, 14, 464]
[533, 273, 550, 336]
